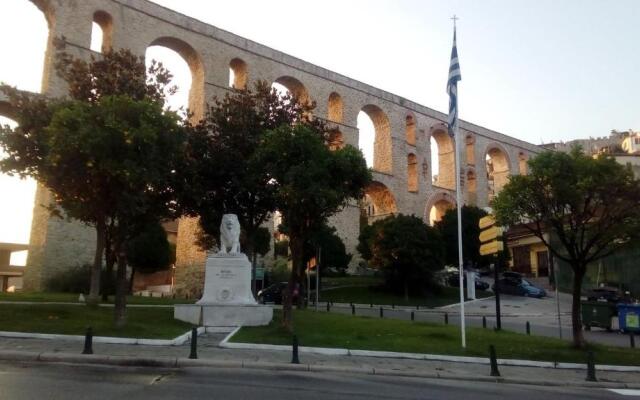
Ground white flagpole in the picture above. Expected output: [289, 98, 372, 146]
[455, 121, 466, 349]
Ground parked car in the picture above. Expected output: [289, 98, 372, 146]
[492, 273, 546, 298]
[586, 286, 622, 303]
[257, 282, 303, 304]
[446, 272, 490, 291]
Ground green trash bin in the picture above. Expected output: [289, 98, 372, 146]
[581, 301, 617, 331]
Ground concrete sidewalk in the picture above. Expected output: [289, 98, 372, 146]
[1, 333, 638, 389]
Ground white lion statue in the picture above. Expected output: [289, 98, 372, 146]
[218, 214, 241, 254]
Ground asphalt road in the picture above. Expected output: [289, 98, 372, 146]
[0, 362, 635, 400]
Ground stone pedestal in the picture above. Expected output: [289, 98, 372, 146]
[174, 253, 272, 327]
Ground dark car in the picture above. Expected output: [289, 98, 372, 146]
[257, 282, 302, 305]
[586, 286, 622, 303]
[447, 272, 490, 291]
[492, 274, 546, 298]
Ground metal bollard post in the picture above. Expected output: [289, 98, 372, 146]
[444, 313, 449, 325]
[82, 327, 93, 355]
[630, 332, 636, 349]
[586, 351, 597, 382]
[489, 345, 500, 377]
[189, 327, 198, 359]
[379, 307, 383, 318]
[351, 304, 355, 315]
[526, 321, 531, 335]
[392, 304, 395, 309]
[411, 311, 415, 321]
[482, 316, 487, 329]
[326, 302, 330, 312]
[370, 301, 373, 308]
[291, 335, 300, 364]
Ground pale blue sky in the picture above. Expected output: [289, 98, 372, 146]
[0, 0, 639, 245]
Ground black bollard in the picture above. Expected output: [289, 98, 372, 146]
[379, 307, 383, 318]
[351, 304, 356, 315]
[392, 304, 395, 309]
[189, 327, 198, 359]
[586, 351, 597, 381]
[411, 311, 415, 321]
[326, 302, 330, 312]
[489, 345, 500, 377]
[444, 313, 449, 325]
[630, 332, 636, 349]
[482, 316, 487, 329]
[291, 335, 300, 364]
[370, 301, 373, 308]
[416, 305, 420, 310]
[526, 321, 531, 335]
[82, 327, 93, 355]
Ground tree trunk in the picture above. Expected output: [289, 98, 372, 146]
[283, 235, 304, 331]
[87, 219, 106, 305]
[114, 247, 128, 328]
[101, 234, 115, 302]
[570, 265, 586, 348]
[128, 267, 136, 295]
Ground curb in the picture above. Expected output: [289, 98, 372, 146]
[1, 350, 638, 390]
[219, 330, 640, 373]
[0, 327, 206, 346]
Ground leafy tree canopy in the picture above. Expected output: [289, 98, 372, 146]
[435, 205, 491, 268]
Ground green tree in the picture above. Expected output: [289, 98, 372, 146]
[304, 223, 352, 274]
[358, 215, 445, 301]
[180, 81, 323, 293]
[435, 205, 491, 268]
[0, 46, 176, 305]
[126, 221, 175, 291]
[493, 149, 640, 348]
[254, 124, 371, 328]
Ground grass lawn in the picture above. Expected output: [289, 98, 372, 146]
[320, 286, 491, 308]
[320, 276, 383, 288]
[0, 291, 196, 305]
[0, 303, 192, 339]
[232, 310, 640, 366]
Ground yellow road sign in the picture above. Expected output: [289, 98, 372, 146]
[479, 226, 504, 243]
[479, 240, 504, 256]
[478, 215, 496, 230]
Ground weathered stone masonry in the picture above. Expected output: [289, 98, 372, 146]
[1, 0, 541, 292]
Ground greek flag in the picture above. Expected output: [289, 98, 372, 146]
[447, 28, 461, 138]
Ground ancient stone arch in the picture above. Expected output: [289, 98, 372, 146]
[485, 143, 512, 202]
[229, 58, 248, 89]
[465, 133, 475, 165]
[361, 104, 392, 174]
[10, 0, 543, 291]
[362, 181, 397, 223]
[425, 191, 456, 226]
[466, 168, 477, 204]
[518, 151, 528, 175]
[147, 36, 205, 120]
[91, 10, 113, 52]
[407, 153, 418, 192]
[430, 123, 455, 190]
[327, 92, 343, 123]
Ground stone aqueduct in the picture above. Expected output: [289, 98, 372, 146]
[1, 0, 541, 291]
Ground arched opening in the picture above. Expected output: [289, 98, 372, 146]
[90, 10, 113, 53]
[426, 192, 456, 226]
[229, 58, 247, 89]
[405, 114, 416, 145]
[407, 153, 418, 192]
[0, 113, 37, 266]
[272, 76, 310, 105]
[328, 129, 344, 151]
[361, 181, 397, 224]
[327, 92, 343, 123]
[465, 134, 475, 165]
[146, 37, 205, 120]
[486, 145, 511, 202]
[466, 169, 477, 204]
[430, 126, 455, 190]
[358, 105, 392, 174]
[518, 152, 528, 175]
[0, 0, 49, 93]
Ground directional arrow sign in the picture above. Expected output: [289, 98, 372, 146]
[479, 240, 504, 256]
[479, 226, 504, 243]
[478, 215, 496, 230]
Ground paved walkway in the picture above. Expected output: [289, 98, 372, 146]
[1, 332, 639, 389]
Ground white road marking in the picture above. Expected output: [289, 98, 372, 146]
[609, 389, 640, 396]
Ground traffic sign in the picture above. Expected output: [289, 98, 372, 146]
[479, 240, 504, 256]
[479, 215, 496, 230]
[479, 226, 503, 243]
